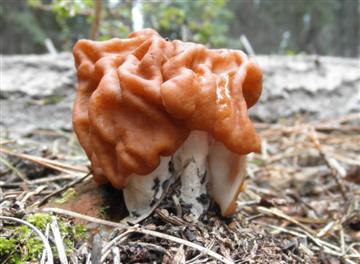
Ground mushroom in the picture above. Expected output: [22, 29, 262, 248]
[72, 29, 262, 218]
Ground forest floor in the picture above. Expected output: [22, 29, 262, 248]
[0, 114, 359, 263]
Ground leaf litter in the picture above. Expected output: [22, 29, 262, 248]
[0, 114, 359, 263]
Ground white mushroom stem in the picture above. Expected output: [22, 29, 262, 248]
[123, 131, 247, 218]
[208, 140, 247, 216]
[123, 156, 172, 217]
[172, 131, 211, 218]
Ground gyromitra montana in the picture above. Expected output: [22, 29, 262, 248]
[73, 29, 262, 218]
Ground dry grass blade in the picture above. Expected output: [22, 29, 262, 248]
[317, 221, 336, 237]
[174, 245, 186, 264]
[130, 241, 172, 257]
[267, 223, 344, 258]
[0, 175, 78, 188]
[101, 230, 133, 262]
[266, 224, 307, 239]
[50, 217, 68, 264]
[41, 207, 234, 264]
[91, 233, 102, 264]
[132, 228, 234, 264]
[0, 215, 54, 264]
[41, 207, 130, 228]
[0, 147, 88, 174]
[112, 247, 120, 264]
[85, 253, 91, 264]
[307, 127, 347, 199]
[36, 171, 92, 207]
[40, 223, 51, 264]
[257, 206, 316, 235]
[0, 155, 29, 183]
[30, 174, 79, 185]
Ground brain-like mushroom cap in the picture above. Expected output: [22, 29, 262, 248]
[73, 29, 262, 189]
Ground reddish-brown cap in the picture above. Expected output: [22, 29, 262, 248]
[72, 29, 262, 189]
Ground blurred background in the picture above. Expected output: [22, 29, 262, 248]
[1, 0, 359, 57]
[1, 0, 359, 131]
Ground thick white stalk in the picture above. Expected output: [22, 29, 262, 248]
[123, 131, 247, 218]
[208, 141, 247, 216]
[123, 156, 172, 217]
[173, 131, 211, 218]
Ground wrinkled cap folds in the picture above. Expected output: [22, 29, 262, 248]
[72, 29, 262, 188]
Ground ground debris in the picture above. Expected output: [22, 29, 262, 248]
[0, 114, 359, 263]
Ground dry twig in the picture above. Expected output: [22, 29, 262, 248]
[50, 217, 68, 264]
[41, 207, 234, 264]
[36, 171, 92, 207]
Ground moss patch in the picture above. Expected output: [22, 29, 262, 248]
[54, 188, 77, 204]
[0, 213, 87, 263]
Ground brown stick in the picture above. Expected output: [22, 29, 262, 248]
[36, 172, 92, 207]
[90, 0, 102, 40]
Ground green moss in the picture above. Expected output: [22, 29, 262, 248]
[23, 237, 44, 261]
[54, 188, 77, 204]
[73, 223, 87, 240]
[1, 228, 43, 263]
[26, 213, 52, 230]
[0, 237, 22, 264]
[58, 219, 88, 254]
[14, 225, 31, 238]
[0, 237, 16, 255]
[0, 213, 87, 263]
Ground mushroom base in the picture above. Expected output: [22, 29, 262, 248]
[123, 131, 247, 218]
